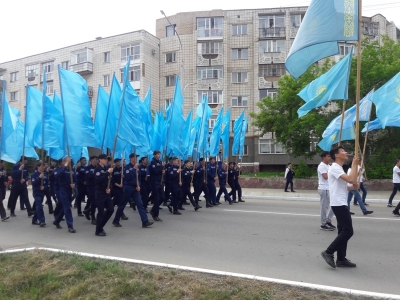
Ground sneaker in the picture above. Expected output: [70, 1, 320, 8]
[1, 216, 10, 221]
[320, 225, 334, 231]
[39, 222, 46, 227]
[173, 211, 182, 215]
[32, 221, 40, 225]
[112, 222, 122, 227]
[326, 222, 336, 229]
[68, 228, 76, 233]
[142, 221, 154, 228]
[96, 231, 106, 236]
[53, 221, 62, 229]
[363, 210, 373, 215]
[392, 210, 400, 217]
[336, 258, 356, 268]
[387, 203, 394, 207]
[321, 251, 336, 268]
[153, 216, 163, 222]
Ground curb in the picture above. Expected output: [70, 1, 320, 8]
[1, 247, 399, 299]
[243, 195, 391, 204]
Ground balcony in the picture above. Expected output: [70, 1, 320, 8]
[40, 72, 54, 82]
[197, 78, 223, 90]
[259, 52, 286, 64]
[259, 77, 280, 89]
[289, 26, 300, 38]
[259, 27, 286, 38]
[69, 62, 93, 75]
[197, 29, 223, 40]
[196, 54, 223, 66]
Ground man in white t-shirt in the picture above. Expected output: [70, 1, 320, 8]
[321, 146, 359, 269]
[317, 151, 335, 231]
[346, 164, 373, 215]
[387, 160, 400, 207]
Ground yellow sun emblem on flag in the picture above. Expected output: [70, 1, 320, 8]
[315, 85, 328, 100]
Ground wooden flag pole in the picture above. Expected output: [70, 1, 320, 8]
[135, 147, 139, 187]
[21, 85, 28, 181]
[41, 79, 46, 186]
[338, 101, 347, 146]
[120, 152, 124, 185]
[358, 108, 372, 182]
[354, 0, 363, 158]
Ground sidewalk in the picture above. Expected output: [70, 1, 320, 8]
[241, 188, 393, 204]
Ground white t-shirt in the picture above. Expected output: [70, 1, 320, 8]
[317, 162, 329, 190]
[358, 166, 365, 182]
[328, 163, 348, 206]
[393, 166, 400, 183]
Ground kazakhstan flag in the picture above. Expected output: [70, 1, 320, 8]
[285, 0, 358, 79]
[318, 126, 356, 151]
[297, 48, 353, 118]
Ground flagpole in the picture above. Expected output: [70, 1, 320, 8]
[58, 67, 74, 188]
[0, 80, 6, 162]
[41, 74, 46, 186]
[21, 85, 28, 181]
[359, 108, 372, 182]
[120, 152, 124, 185]
[100, 73, 115, 151]
[354, 0, 362, 158]
[338, 101, 347, 146]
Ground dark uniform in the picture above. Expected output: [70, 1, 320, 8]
[111, 166, 123, 208]
[207, 161, 217, 205]
[75, 164, 87, 215]
[31, 170, 48, 225]
[9, 163, 32, 215]
[113, 162, 149, 225]
[216, 168, 232, 204]
[164, 162, 171, 204]
[84, 163, 97, 220]
[193, 163, 212, 207]
[168, 163, 182, 213]
[48, 164, 57, 202]
[94, 164, 114, 235]
[228, 166, 237, 202]
[181, 166, 199, 209]
[234, 166, 243, 201]
[0, 168, 8, 220]
[52, 166, 63, 217]
[44, 167, 54, 214]
[149, 157, 165, 218]
[54, 165, 77, 230]
[139, 163, 151, 209]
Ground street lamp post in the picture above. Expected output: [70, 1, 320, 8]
[160, 10, 184, 93]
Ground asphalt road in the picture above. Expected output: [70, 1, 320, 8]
[1, 195, 399, 295]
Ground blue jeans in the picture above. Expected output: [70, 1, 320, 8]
[347, 190, 367, 213]
[32, 193, 45, 224]
[356, 182, 367, 204]
[114, 186, 148, 224]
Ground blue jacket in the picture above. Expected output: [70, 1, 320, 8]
[94, 165, 110, 192]
[76, 165, 87, 185]
[123, 163, 140, 187]
[193, 164, 206, 185]
[85, 164, 97, 187]
[57, 166, 77, 190]
[149, 158, 163, 183]
[111, 166, 122, 189]
[217, 168, 228, 187]
[31, 171, 49, 194]
[182, 167, 192, 185]
[168, 164, 180, 185]
[0, 168, 7, 192]
[207, 162, 217, 182]
[12, 163, 29, 187]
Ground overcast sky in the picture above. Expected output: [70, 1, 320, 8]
[1, 0, 399, 63]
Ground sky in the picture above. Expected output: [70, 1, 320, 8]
[1, 0, 399, 63]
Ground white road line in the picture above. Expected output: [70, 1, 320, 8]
[224, 209, 400, 221]
[0, 247, 399, 300]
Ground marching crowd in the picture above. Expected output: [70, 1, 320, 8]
[0, 151, 245, 237]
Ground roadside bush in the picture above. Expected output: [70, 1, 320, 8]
[292, 160, 313, 178]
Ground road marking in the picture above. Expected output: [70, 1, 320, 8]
[224, 209, 400, 221]
[0, 247, 399, 300]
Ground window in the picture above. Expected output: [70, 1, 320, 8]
[71, 49, 90, 64]
[290, 14, 304, 27]
[259, 89, 277, 100]
[362, 22, 378, 36]
[197, 66, 223, 79]
[166, 25, 176, 37]
[25, 64, 38, 78]
[197, 41, 223, 55]
[164, 99, 173, 109]
[232, 24, 247, 35]
[209, 115, 217, 129]
[61, 61, 69, 70]
[120, 66, 140, 82]
[121, 43, 140, 63]
[259, 40, 285, 53]
[232, 72, 248, 83]
[10, 91, 18, 101]
[104, 52, 110, 63]
[165, 52, 176, 63]
[197, 17, 224, 38]
[339, 43, 353, 56]
[45, 84, 53, 95]
[166, 75, 176, 87]
[197, 90, 223, 104]
[259, 139, 284, 154]
[232, 48, 248, 60]
[259, 15, 285, 29]
[231, 120, 249, 132]
[10, 72, 18, 82]
[41, 61, 54, 73]
[232, 96, 248, 107]
[233, 145, 248, 156]
[103, 75, 110, 87]
[259, 64, 286, 77]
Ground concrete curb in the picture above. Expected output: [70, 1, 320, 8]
[243, 195, 391, 204]
[1, 247, 399, 299]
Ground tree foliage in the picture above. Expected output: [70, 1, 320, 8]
[251, 36, 400, 165]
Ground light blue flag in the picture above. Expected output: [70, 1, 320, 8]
[53, 91, 62, 111]
[370, 72, 400, 129]
[166, 77, 186, 158]
[221, 109, 231, 159]
[188, 116, 201, 159]
[94, 85, 110, 150]
[285, 0, 359, 79]
[297, 48, 353, 118]
[46, 91, 66, 159]
[362, 118, 400, 133]
[151, 111, 163, 152]
[137, 87, 153, 157]
[58, 66, 97, 147]
[182, 110, 193, 160]
[196, 95, 213, 157]
[232, 110, 245, 155]
[25, 86, 43, 148]
[323, 90, 373, 138]
[209, 107, 224, 157]
[318, 126, 356, 151]
[104, 74, 122, 150]
[239, 116, 248, 159]
[43, 94, 64, 149]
